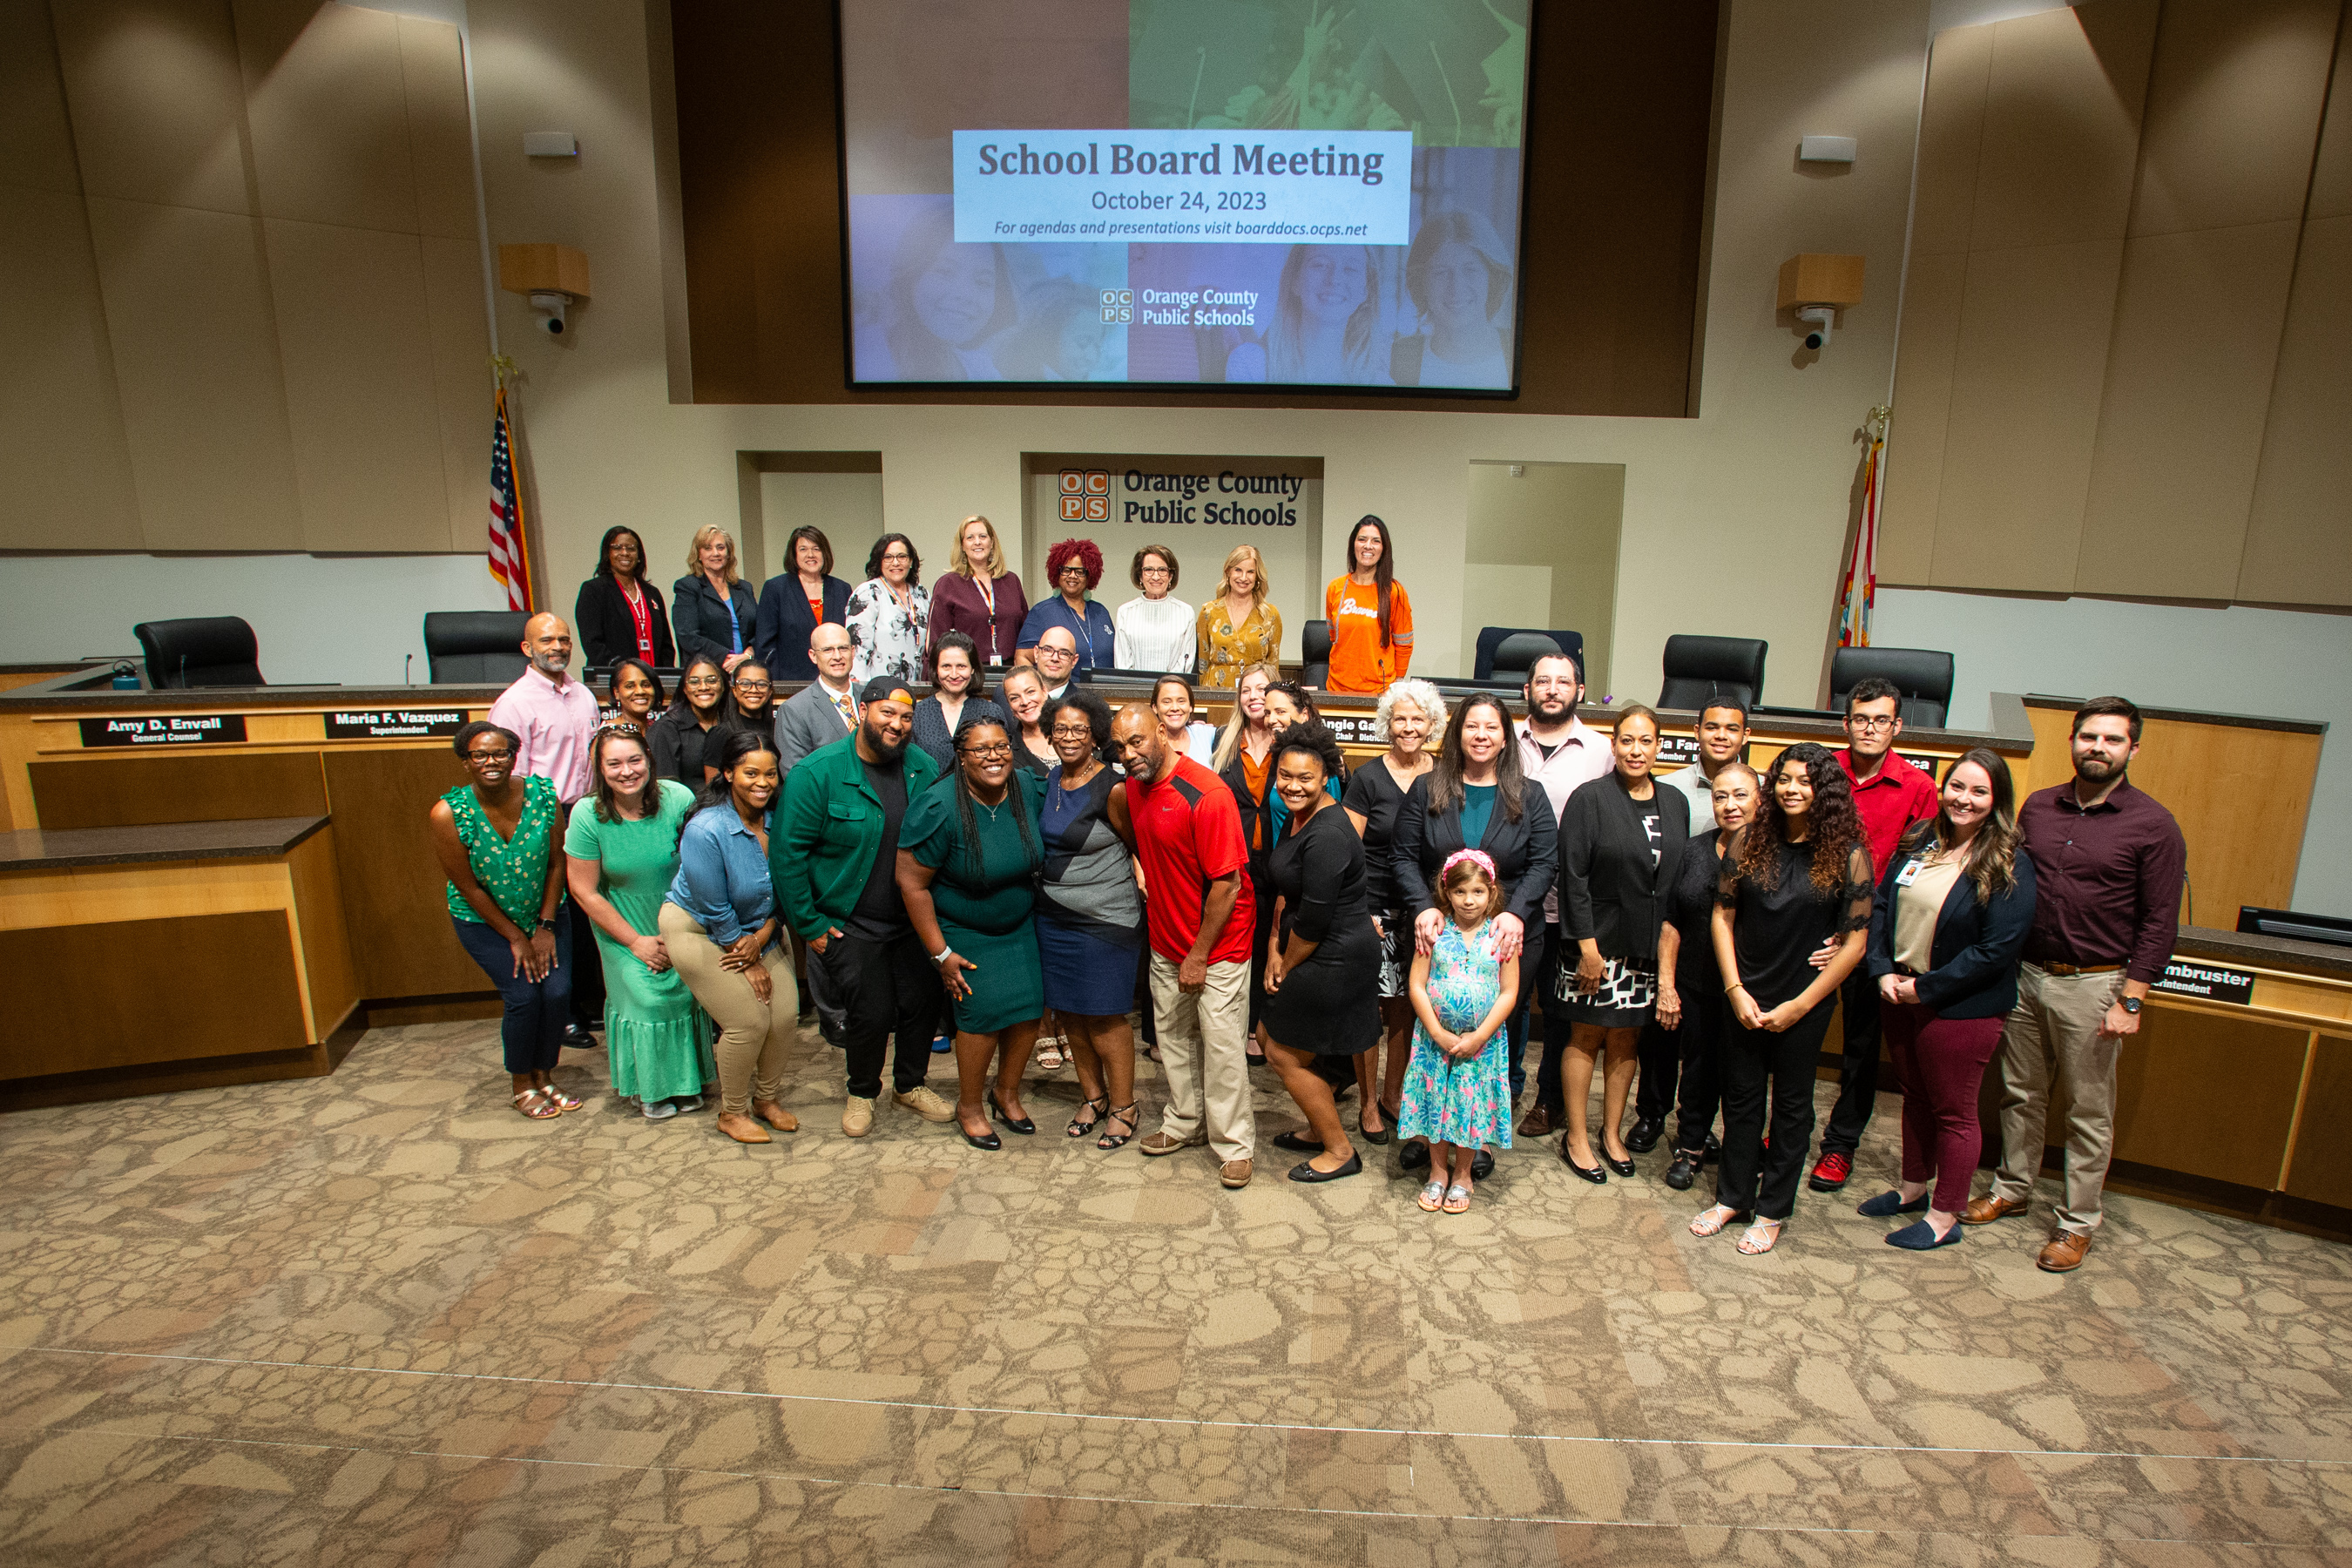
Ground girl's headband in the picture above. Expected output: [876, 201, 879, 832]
[1441, 848, 1498, 882]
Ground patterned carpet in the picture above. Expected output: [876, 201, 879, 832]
[0, 1017, 2346, 1565]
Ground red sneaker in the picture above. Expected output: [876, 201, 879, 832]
[1808, 1150, 1852, 1192]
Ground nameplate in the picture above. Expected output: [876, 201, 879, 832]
[1896, 750, 1947, 781]
[1323, 712, 1379, 747]
[1653, 735, 1748, 770]
[79, 714, 247, 747]
[2152, 958, 2257, 1007]
[326, 708, 466, 740]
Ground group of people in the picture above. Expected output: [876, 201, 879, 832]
[442, 595, 2182, 1268]
[571, 515, 1419, 700]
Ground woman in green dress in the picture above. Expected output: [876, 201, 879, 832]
[897, 714, 1047, 1150]
[565, 721, 714, 1119]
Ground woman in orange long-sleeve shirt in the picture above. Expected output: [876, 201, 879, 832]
[1323, 516, 1413, 693]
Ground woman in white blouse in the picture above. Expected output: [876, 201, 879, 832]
[844, 533, 930, 686]
[1112, 544, 1196, 672]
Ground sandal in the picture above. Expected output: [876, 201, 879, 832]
[1737, 1219, 1783, 1255]
[1689, 1204, 1744, 1238]
[1443, 1182, 1473, 1214]
[1417, 1180, 1448, 1212]
[539, 1085, 582, 1113]
[1066, 1094, 1108, 1139]
[1096, 1102, 1141, 1151]
[1035, 1038, 1064, 1071]
[512, 1088, 559, 1120]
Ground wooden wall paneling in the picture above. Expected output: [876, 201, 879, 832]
[2074, 221, 2305, 598]
[29, 750, 328, 830]
[0, 858, 287, 930]
[1966, 2, 2159, 253]
[2283, 1033, 2352, 1201]
[2129, 714, 2321, 921]
[422, 233, 495, 549]
[0, 0, 84, 192]
[1911, 22, 1994, 256]
[2111, 1006, 2308, 1187]
[2241, 213, 2352, 605]
[48, 0, 254, 215]
[0, 910, 307, 1078]
[320, 747, 490, 999]
[234, 0, 418, 234]
[395, 15, 477, 241]
[284, 826, 359, 1040]
[264, 217, 452, 551]
[1879, 249, 1964, 584]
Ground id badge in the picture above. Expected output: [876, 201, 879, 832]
[1895, 857, 1923, 887]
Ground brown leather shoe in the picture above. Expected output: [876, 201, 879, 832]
[2036, 1231, 2092, 1273]
[1517, 1105, 1553, 1138]
[1963, 1193, 2028, 1226]
[751, 1100, 799, 1132]
[1220, 1159, 1253, 1188]
[1139, 1131, 1204, 1158]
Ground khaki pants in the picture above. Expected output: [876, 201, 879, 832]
[1990, 963, 2124, 1234]
[1149, 953, 1255, 1164]
[660, 903, 796, 1115]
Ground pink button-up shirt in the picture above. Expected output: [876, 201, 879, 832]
[1517, 716, 1613, 924]
[488, 665, 601, 803]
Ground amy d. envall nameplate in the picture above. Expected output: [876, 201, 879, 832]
[79, 714, 248, 747]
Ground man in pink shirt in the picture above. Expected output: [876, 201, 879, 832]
[1513, 650, 1612, 1136]
[488, 612, 604, 1044]
[1810, 677, 1940, 1191]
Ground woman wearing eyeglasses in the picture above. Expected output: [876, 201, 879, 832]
[846, 533, 931, 686]
[1114, 544, 1195, 673]
[649, 654, 728, 786]
[717, 660, 776, 744]
[429, 720, 575, 1120]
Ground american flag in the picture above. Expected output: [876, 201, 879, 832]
[488, 384, 533, 613]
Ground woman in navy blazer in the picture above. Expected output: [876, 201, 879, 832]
[754, 525, 853, 681]
[672, 526, 760, 670]
[1861, 747, 2036, 1250]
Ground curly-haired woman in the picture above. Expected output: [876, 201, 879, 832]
[1017, 537, 1114, 672]
[1692, 742, 1875, 1255]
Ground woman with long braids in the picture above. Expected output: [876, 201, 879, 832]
[897, 714, 1048, 1150]
[1692, 741, 1875, 1255]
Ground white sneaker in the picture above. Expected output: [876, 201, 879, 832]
[894, 1085, 954, 1123]
[671, 1095, 703, 1114]
[641, 1099, 679, 1120]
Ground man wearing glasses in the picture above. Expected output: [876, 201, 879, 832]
[1809, 677, 1940, 1192]
[774, 623, 862, 772]
[490, 612, 605, 1048]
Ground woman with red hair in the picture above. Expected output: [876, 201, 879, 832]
[1017, 537, 1116, 672]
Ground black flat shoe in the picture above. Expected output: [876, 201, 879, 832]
[960, 1123, 1002, 1151]
[1703, 1132, 1721, 1165]
[1358, 1107, 1391, 1146]
[1288, 1152, 1363, 1183]
[1624, 1116, 1664, 1154]
[1399, 1140, 1430, 1172]
[1272, 1131, 1324, 1153]
[986, 1090, 1035, 1135]
[1561, 1140, 1607, 1184]
[1664, 1152, 1700, 1191]
[1603, 1149, 1637, 1178]
[1470, 1148, 1494, 1182]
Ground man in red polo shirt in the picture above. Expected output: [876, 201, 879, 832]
[1810, 677, 1939, 1192]
[1111, 704, 1260, 1189]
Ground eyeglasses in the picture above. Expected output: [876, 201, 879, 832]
[1847, 714, 1898, 733]
[882, 551, 912, 563]
[594, 721, 643, 738]
[684, 675, 723, 689]
[1139, 566, 1172, 578]
[733, 679, 773, 693]
[464, 748, 513, 763]
[959, 741, 1014, 758]
[1050, 726, 1092, 740]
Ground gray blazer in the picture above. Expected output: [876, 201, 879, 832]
[774, 679, 858, 772]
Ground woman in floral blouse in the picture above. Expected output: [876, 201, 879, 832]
[1195, 544, 1283, 688]
[845, 532, 930, 686]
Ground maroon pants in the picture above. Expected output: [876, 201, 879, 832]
[1882, 1000, 2006, 1214]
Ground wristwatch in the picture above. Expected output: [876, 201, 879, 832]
[2119, 996, 2142, 1015]
[537, 916, 558, 932]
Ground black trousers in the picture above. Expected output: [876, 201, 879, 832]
[1671, 983, 1727, 1153]
[1632, 1018, 1679, 1124]
[1714, 998, 1838, 1220]
[819, 929, 942, 1098]
[566, 896, 605, 1030]
[1819, 970, 1885, 1155]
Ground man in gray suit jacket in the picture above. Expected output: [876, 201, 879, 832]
[774, 623, 862, 771]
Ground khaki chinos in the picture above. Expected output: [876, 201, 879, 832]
[1989, 963, 2124, 1235]
[1148, 954, 1256, 1164]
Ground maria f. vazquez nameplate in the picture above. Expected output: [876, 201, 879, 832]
[325, 708, 465, 740]
[79, 714, 247, 747]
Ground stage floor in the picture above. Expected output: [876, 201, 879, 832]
[1, 1017, 2346, 1565]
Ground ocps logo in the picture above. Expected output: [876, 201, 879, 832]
[1098, 288, 1132, 324]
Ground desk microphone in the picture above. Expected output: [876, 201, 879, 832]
[178, 652, 188, 690]
[405, 653, 414, 686]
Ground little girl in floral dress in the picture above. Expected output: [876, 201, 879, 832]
[1398, 849, 1520, 1213]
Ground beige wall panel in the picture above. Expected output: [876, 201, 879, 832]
[1912, 21, 1992, 258]
[2242, 214, 2352, 605]
[397, 16, 477, 241]
[1, 0, 84, 194]
[0, 186, 141, 551]
[2078, 222, 2303, 599]
[2308, 14, 2352, 220]
[2127, 0, 2339, 238]
[84, 195, 301, 549]
[1969, 0, 2158, 252]
[235, 0, 417, 234]
[1880, 249, 1967, 585]
[50, 0, 253, 214]
[264, 218, 449, 551]
[422, 233, 493, 550]
[1929, 239, 2124, 592]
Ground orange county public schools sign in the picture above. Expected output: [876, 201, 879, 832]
[1058, 468, 1305, 527]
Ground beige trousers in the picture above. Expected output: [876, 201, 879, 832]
[1149, 953, 1256, 1164]
[660, 903, 795, 1115]
[1990, 963, 2124, 1234]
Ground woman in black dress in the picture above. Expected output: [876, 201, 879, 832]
[1653, 762, 1760, 1190]
[1553, 705, 1688, 1183]
[649, 654, 728, 784]
[1260, 722, 1381, 1183]
[1693, 741, 1874, 1255]
[1342, 677, 1443, 1142]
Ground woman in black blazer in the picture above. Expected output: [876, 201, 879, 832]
[1392, 692, 1559, 1145]
[671, 526, 760, 671]
[1861, 747, 2037, 1249]
[574, 527, 673, 670]
[753, 525, 854, 681]
[1551, 706, 1689, 1183]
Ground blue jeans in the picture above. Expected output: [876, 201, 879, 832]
[452, 909, 573, 1075]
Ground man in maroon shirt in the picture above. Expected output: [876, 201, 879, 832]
[1966, 696, 2183, 1271]
[1112, 704, 1260, 1189]
[1809, 678, 1941, 1192]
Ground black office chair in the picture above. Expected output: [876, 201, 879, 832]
[1658, 634, 1766, 712]
[133, 617, 266, 689]
[1300, 620, 1332, 688]
[423, 612, 531, 684]
[1828, 645, 1956, 728]
[1473, 626, 1584, 682]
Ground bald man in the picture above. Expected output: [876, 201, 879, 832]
[489, 611, 605, 1044]
[1032, 625, 1080, 700]
[774, 623, 861, 771]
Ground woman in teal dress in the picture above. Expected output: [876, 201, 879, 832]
[897, 713, 1046, 1151]
[565, 722, 714, 1119]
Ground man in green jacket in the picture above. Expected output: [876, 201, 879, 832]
[772, 679, 953, 1136]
